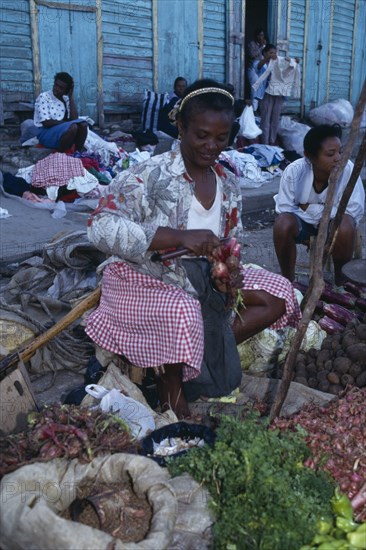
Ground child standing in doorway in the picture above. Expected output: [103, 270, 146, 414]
[252, 44, 300, 145]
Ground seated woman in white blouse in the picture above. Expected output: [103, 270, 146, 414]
[273, 124, 365, 285]
[33, 72, 88, 152]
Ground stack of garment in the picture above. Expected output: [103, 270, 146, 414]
[220, 144, 284, 189]
[30, 153, 100, 201]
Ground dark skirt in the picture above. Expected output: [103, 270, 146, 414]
[37, 119, 85, 149]
[182, 259, 242, 402]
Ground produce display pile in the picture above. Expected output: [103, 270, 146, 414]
[294, 281, 366, 336]
[301, 489, 366, 549]
[168, 414, 337, 550]
[0, 404, 139, 479]
[272, 387, 366, 522]
[278, 288, 366, 393]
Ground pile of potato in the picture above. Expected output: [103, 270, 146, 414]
[277, 320, 366, 394]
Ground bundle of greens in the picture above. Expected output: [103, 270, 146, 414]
[168, 414, 335, 550]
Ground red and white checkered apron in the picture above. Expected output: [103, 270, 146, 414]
[241, 265, 301, 329]
[85, 262, 204, 381]
[86, 262, 301, 381]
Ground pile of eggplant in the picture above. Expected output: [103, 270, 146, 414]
[279, 282, 366, 394]
[293, 281, 366, 334]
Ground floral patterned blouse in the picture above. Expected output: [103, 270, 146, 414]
[87, 147, 243, 295]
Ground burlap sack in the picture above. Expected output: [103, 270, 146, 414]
[0, 453, 177, 550]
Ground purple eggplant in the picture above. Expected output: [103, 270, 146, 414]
[321, 287, 356, 309]
[323, 303, 358, 326]
[343, 281, 366, 299]
[319, 315, 345, 334]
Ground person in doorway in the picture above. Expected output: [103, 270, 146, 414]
[273, 124, 365, 285]
[157, 76, 188, 138]
[252, 44, 300, 145]
[86, 79, 301, 419]
[246, 28, 267, 113]
[34, 72, 88, 152]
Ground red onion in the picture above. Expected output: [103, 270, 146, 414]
[271, 387, 366, 521]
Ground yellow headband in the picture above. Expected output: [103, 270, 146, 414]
[179, 87, 235, 112]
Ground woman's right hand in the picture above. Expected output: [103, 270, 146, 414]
[180, 229, 221, 257]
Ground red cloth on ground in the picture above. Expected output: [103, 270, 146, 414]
[80, 157, 101, 172]
[31, 152, 84, 188]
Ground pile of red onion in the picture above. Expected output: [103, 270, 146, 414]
[271, 387, 366, 522]
[210, 237, 241, 289]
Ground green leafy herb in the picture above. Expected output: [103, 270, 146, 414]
[168, 414, 335, 550]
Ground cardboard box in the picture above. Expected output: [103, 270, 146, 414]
[0, 361, 38, 434]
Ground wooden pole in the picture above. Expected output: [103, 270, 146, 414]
[269, 79, 366, 421]
[95, 0, 104, 129]
[324, 131, 366, 261]
[29, 0, 41, 98]
[0, 287, 100, 375]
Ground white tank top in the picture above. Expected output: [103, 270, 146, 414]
[187, 177, 222, 236]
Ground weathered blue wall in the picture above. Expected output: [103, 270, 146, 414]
[102, 0, 153, 111]
[270, 0, 365, 116]
[0, 1, 34, 118]
[37, 0, 98, 119]
[203, 0, 227, 84]
[0, 0, 364, 122]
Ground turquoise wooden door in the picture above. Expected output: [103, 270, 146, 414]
[157, 0, 199, 92]
[37, 1, 98, 119]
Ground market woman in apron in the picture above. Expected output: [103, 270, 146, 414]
[86, 79, 301, 419]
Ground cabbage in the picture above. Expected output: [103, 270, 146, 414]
[278, 321, 326, 363]
[237, 328, 284, 373]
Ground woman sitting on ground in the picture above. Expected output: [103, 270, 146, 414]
[86, 79, 301, 419]
[273, 124, 365, 285]
[34, 72, 88, 152]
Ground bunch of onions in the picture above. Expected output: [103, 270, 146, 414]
[210, 237, 244, 317]
[271, 387, 366, 521]
[211, 237, 241, 282]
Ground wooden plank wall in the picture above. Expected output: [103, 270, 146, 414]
[203, 0, 226, 84]
[328, 0, 356, 102]
[101, 0, 153, 113]
[0, 0, 34, 119]
[351, 0, 366, 106]
[286, 0, 306, 114]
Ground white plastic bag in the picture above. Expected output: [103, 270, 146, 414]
[278, 116, 311, 155]
[238, 106, 262, 139]
[85, 383, 155, 439]
[309, 99, 354, 127]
